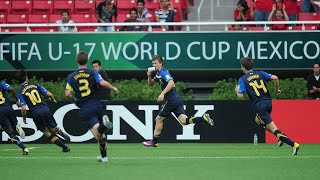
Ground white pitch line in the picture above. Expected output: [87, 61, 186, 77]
[0, 156, 320, 160]
[1, 147, 40, 151]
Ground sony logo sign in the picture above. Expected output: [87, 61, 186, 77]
[2, 104, 214, 142]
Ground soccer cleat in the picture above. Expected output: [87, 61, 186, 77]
[97, 155, 108, 163]
[203, 113, 214, 126]
[278, 139, 284, 147]
[142, 140, 158, 147]
[62, 147, 70, 153]
[22, 148, 29, 155]
[292, 143, 300, 155]
[16, 124, 25, 139]
[102, 115, 113, 129]
[56, 128, 70, 142]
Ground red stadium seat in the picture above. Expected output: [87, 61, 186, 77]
[53, 0, 74, 14]
[0, 0, 11, 14]
[30, 27, 55, 32]
[7, 14, 28, 23]
[0, 14, 7, 24]
[49, 14, 61, 23]
[75, 0, 95, 14]
[12, 0, 33, 14]
[117, 0, 136, 14]
[296, 25, 319, 30]
[33, 0, 53, 14]
[298, 13, 320, 21]
[248, 27, 265, 31]
[72, 14, 94, 31]
[28, 14, 49, 23]
[145, 0, 160, 11]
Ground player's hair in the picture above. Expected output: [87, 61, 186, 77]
[152, 55, 164, 64]
[77, 51, 88, 65]
[61, 9, 69, 16]
[240, 57, 253, 70]
[130, 7, 138, 14]
[16, 70, 28, 84]
[137, 0, 145, 6]
[92, 59, 101, 66]
[313, 62, 320, 67]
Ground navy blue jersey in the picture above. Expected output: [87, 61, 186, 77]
[0, 81, 12, 107]
[238, 70, 272, 104]
[153, 67, 180, 100]
[66, 68, 103, 107]
[17, 82, 49, 111]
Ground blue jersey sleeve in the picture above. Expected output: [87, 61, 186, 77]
[160, 71, 173, 83]
[94, 70, 103, 84]
[0, 81, 11, 91]
[261, 71, 272, 81]
[237, 78, 246, 94]
[17, 92, 26, 106]
[36, 83, 48, 96]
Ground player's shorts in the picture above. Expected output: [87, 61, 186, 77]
[80, 102, 103, 130]
[254, 100, 273, 125]
[0, 106, 17, 131]
[158, 97, 185, 118]
[31, 107, 57, 131]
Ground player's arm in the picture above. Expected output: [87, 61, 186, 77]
[8, 87, 21, 106]
[46, 91, 57, 103]
[17, 92, 27, 124]
[235, 78, 246, 98]
[270, 75, 281, 95]
[37, 83, 57, 103]
[94, 71, 118, 93]
[161, 80, 174, 96]
[65, 83, 77, 102]
[147, 70, 155, 86]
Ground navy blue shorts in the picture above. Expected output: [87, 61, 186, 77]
[0, 106, 17, 131]
[158, 97, 185, 118]
[32, 107, 57, 131]
[80, 102, 103, 130]
[254, 100, 273, 125]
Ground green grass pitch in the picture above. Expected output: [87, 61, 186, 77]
[1, 143, 320, 180]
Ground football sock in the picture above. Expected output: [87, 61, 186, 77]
[97, 124, 107, 134]
[186, 116, 205, 124]
[153, 131, 161, 144]
[99, 138, 107, 158]
[48, 134, 69, 150]
[9, 134, 27, 150]
[274, 129, 294, 147]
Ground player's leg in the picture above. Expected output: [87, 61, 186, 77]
[41, 127, 70, 152]
[1, 119, 29, 155]
[143, 115, 166, 147]
[7, 108, 25, 139]
[91, 123, 108, 163]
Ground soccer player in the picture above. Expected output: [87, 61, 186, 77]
[65, 51, 118, 163]
[0, 80, 28, 155]
[235, 57, 300, 155]
[16, 70, 70, 152]
[142, 55, 214, 147]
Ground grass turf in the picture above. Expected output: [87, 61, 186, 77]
[0, 143, 319, 180]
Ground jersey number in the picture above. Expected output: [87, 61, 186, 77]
[249, 80, 267, 96]
[79, 79, 91, 97]
[0, 92, 5, 104]
[25, 89, 42, 105]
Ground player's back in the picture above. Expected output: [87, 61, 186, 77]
[0, 81, 12, 108]
[67, 68, 101, 107]
[17, 82, 48, 112]
[240, 70, 272, 104]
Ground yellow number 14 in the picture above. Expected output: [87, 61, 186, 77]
[249, 80, 267, 96]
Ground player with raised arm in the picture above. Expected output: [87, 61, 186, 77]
[142, 55, 214, 147]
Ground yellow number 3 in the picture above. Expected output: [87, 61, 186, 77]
[79, 79, 91, 97]
[0, 92, 5, 104]
[249, 80, 267, 96]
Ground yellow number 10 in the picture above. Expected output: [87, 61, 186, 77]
[25, 89, 42, 105]
[249, 80, 267, 96]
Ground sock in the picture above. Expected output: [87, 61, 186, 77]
[9, 134, 27, 150]
[48, 134, 69, 150]
[186, 116, 205, 124]
[274, 129, 295, 147]
[99, 138, 107, 158]
[97, 124, 107, 134]
[153, 131, 161, 144]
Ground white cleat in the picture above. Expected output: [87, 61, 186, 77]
[102, 115, 113, 129]
[97, 155, 108, 163]
[16, 124, 25, 139]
